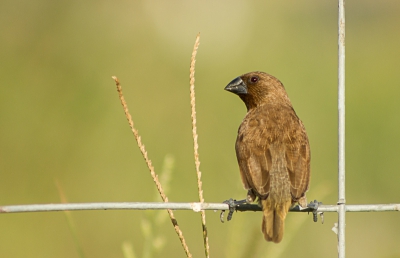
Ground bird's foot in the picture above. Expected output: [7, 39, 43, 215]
[220, 198, 248, 223]
[307, 200, 324, 224]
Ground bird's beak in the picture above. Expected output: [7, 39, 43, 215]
[224, 77, 248, 95]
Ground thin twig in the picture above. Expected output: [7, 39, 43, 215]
[111, 77, 192, 258]
[189, 33, 210, 258]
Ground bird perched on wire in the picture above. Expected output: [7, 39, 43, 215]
[225, 71, 311, 243]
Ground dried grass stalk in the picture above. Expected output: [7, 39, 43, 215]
[112, 76, 192, 258]
[189, 33, 210, 258]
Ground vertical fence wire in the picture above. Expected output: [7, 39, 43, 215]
[337, 0, 346, 257]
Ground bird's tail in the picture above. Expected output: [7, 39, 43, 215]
[261, 198, 292, 243]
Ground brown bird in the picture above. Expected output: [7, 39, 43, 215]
[225, 71, 310, 243]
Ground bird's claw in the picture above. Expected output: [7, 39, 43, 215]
[307, 200, 324, 224]
[220, 198, 235, 223]
[220, 198, 248, 223]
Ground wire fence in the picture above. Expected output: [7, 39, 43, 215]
[337, 0, 346, 257]
[1, 202, 399, 214]
[1, 1, 399, 258]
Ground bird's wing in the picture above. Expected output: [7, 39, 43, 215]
[285, 119, 311, 200]
[236, 118, 272, 197]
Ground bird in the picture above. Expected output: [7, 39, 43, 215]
[224, 71, 311, 243]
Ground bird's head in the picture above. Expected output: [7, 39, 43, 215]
[224, 71, 290, 110]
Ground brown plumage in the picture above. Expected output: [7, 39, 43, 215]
[225, 71, 310, 243]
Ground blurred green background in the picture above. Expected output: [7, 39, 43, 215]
[1, 0, 400, 257]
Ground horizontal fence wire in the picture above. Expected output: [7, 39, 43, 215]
[1, 202, 399, 214]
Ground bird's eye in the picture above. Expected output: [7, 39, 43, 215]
[250, 76, 259, 83]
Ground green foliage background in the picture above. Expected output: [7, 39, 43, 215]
[1, 0, 400, 257]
